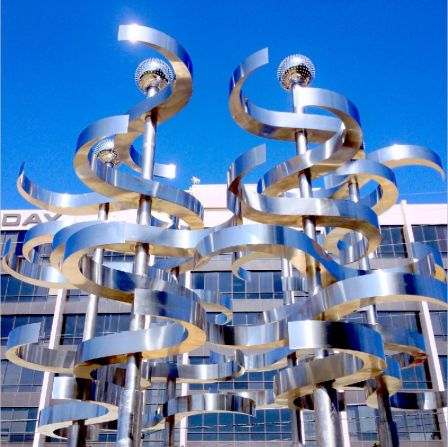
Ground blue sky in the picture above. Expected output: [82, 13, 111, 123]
[2, 0, 447, 209]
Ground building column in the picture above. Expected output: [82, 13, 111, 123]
[32, 288, 67, 447]
[400, 200, 448, 441]
[179, 270, 191, 447]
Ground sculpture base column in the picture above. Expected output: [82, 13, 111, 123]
[314, 381, 343, 447]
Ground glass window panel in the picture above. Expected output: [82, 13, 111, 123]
[191, 273, 204, 289]
[1, 316, 14, 340]
[259, 271, 273, 291]
[273, 271, 282, 291]
[219, 272, 232, 291]
[439, 356, 447, 386]
[204, 272, 218, 290]
[233, 276, 245, 293]
[6, 277, 20, 295]
[246, 272, 259, 292]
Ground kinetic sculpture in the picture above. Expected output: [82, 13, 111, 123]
[3, 24, 447, 447]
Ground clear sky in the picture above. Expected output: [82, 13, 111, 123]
[2, 0, 447, 209]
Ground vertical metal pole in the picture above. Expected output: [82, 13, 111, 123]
[164, 266, 180, 447]
[83, 201, 110, 341]
[291, 83, 342, 447]
[117, 86, 158, 447]
[164, 357, 177, 446]
[68, 174, 112, 447]
[348, 177, 399, 446]
[281, 259, 306, 446]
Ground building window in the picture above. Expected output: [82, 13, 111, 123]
[430, 311, 448, 341]
[1, 274, 49, 302]
[1, 360, 43, 392]
[439, 356, 447, 388]
[61, 313, 131, 345]
[377, 225, 407, 258]
[186, 409, 297, 442]
[412, 224, 447, 258]
[0, 407, 38, 442]
[191, 271, 284, 299]
[347, 405, 441, 441]
[376, 311, 421, 332]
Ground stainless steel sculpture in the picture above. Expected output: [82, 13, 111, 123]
[3, 23, 447, 447]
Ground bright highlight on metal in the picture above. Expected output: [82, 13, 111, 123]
[2, 23, 446, 447]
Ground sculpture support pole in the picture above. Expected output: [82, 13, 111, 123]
[164, 265, 181, 447]
[348, 177, 399, 447]
[292, 83, 342, 447]
[84, 201, 110, 341]
[68, 200, 111, 447]
[165, 358, 177, 446]
[117, 86, 158, 447]
[281, 259, 305, 446]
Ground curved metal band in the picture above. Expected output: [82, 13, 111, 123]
[37, 401, 118, 439]
[143, 393, 256, 432]
[227, 145, 381, 261]
[389, 391, 447, 411]
[6, 323, 75, 374]
[74, 323, 202, 379]
[274, 352, 383, 408]
[311, 272, 448, 321]
[229, 48, 362, 147]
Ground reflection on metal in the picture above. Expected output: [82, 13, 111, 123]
[4, 23, 447, 447]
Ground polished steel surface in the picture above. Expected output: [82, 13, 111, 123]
[4, 22, 447, 446]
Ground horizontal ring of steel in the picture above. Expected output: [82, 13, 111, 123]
[2, 221, 77, 288]
[256, 131, 358, 197]
[21, 221, 69, 261]
[389, 391, 447, 411]
[75, 323, 202, 379]
[409, 241, 446, 281]
[327, 159, 397, 217]
[262, 305, 426, 368]
[6, 323, 75, 373]
[326, 144, 444, 214]
[58, 222, 365, 299]
[274, 352, 383, 408]
[229, 48, 362, 148]
[233, 389, 280, 409]
[142, 352, 245, 384]
[287, 321, 385, 366]
[337, 232, 446, 277]
[367, 144, 445, 178]
[308, 271, 448, 321]
[143, 393, 256, 431]
[227, 145, 381, 260]
[3, 217, 187, 291]
[195, 224, 363, 281]
[17, 162, 178, 215]
[74, 154, 204, 229]
[52, 375, 120, 408]
[242, 346, 294, 372]
[37, 400, 118, 439]
[2, 239, 73, 289]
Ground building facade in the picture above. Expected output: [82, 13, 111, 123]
[1, 189, 447, 447]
